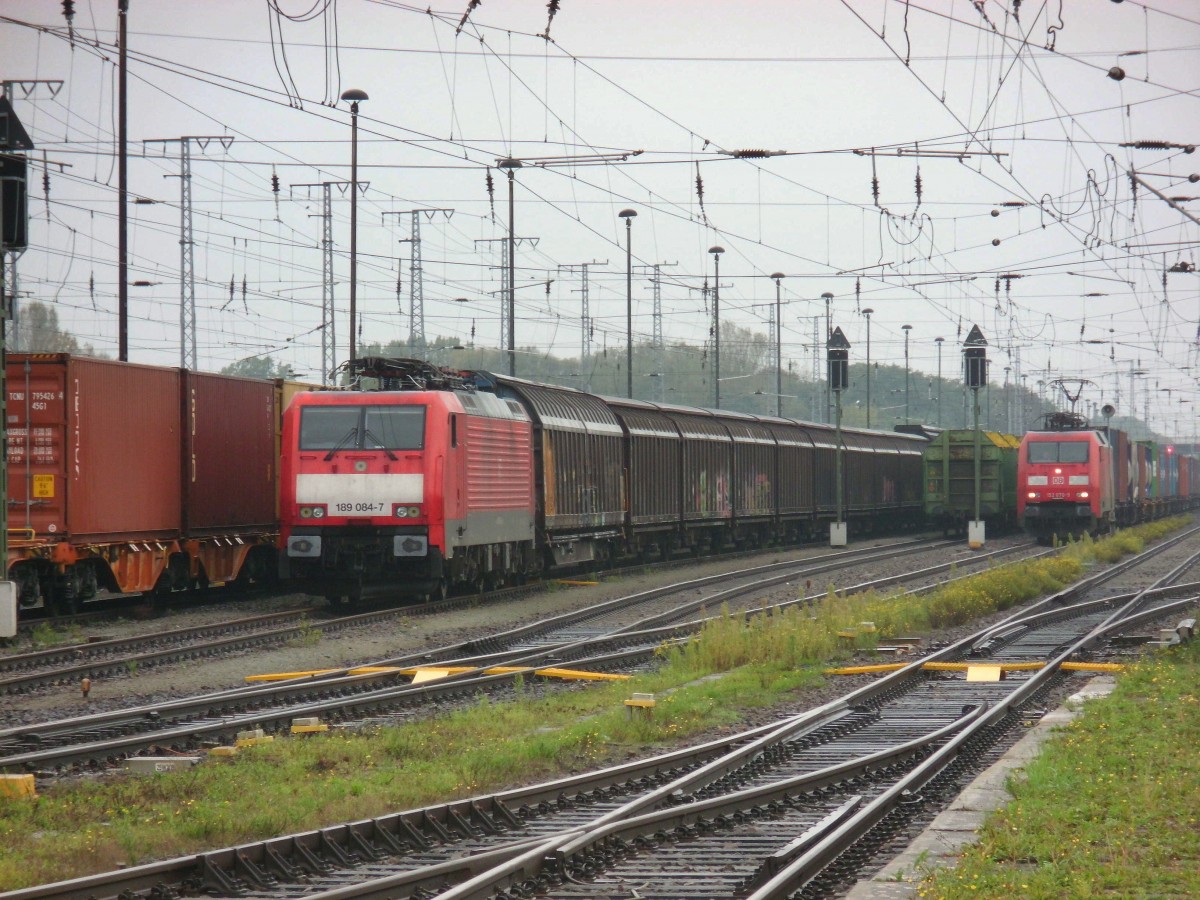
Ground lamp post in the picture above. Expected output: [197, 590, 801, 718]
[902, 324, 913, 424]
[497, 157, 523, 377]
[771, 272, 785, 416]
[822, 292, 834, 422]
[340, 88, 368, 366]
[963, 324, 989, 549]
[619, 209, 637, 398]
[862, 307, 874, 428]
[827, 326, 850, 546]
[935, 336, 945, 427]
[709, 246, 724, 408]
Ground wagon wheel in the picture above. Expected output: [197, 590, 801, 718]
[425, 576, 449, 603]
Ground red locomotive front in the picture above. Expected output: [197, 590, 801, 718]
[279, 361, 535, 603]
[1017, 428, 1114, 542]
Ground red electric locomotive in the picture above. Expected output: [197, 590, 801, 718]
[1017, 420, 1115, 542]
[279, 359, 535, 603]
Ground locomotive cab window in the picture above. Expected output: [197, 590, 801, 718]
[300, 405, 426, 451]
[299, 407, 360, 450]
[1027, 441, 1089, 464]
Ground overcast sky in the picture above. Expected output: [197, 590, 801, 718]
[3, 1, 1198, 433]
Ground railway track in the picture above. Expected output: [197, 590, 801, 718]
[0, 539, 915, 695]
[0, 537, 1032, 699]
[0, 539, 1041, 772]
[5, 530, 1197, 900]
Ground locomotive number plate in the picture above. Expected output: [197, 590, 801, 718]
[333, 501, 389, 514]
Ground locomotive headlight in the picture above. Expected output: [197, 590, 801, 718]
[312, 506, 325, 518]
[299, 504, 326, 519]
[1078, 491, 1089, 499]
[1027, 491, 1040, 499]
[394, 504, 422, 518]
[395, 505, 408, 518]
[408, 505, 421, 518]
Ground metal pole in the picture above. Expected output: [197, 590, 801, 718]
[179, 140, 194, 369]
[340, 89, 368, 365]
[497, 160, 523, 377]
[902, 324, 912, 424]
[973, 387, 982, 521]
[709, 246, 724, 408]
[772, 273, 785, 417]
[822, 292, 833, 422]
[619, 209, 637, 398]
[862, 307, 873, 428]
[117, 0, 129, 362]
[347, 100, 360, 362]
[935, 336, 944, 427]
[836, 388, 844, 526]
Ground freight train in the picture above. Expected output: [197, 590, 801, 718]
[278, 358, 927, 604]
[1017, 413, 1200, 542]
[9, 354, 1194, 617]
[4, 353, 315, 615]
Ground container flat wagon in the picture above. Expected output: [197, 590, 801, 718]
[6, 353, 305, 614]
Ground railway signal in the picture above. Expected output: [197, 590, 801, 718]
[963, 324, 990, 549]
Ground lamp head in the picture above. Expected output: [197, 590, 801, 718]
[497, 157, 523, 170]
[770, 271, 785, 281]
[821, 291, 834, 300]
[708, 245, 725, 257]
[618, 208, 637, 219]
[340, 88, 369, 103]
[861, 307, 874, 316]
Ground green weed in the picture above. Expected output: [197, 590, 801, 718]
[919, 640, 1200, 898]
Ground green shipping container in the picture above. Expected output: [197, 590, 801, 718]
[923, 430, 1020, 534]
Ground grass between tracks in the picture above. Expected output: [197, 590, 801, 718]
[0, 518, 1189, 889]
[918, 637, 1200, 900]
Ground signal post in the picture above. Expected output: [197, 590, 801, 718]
[963, 325, 989, 549]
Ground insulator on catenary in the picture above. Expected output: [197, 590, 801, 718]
[485, 169, 496, 220]
[62, 0, 75, 44]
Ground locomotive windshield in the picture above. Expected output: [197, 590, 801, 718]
[300, 405, 426, 452]
[1027, 441, 1089, 464]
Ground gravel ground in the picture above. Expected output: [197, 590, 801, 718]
[2, 535, 1036, 727]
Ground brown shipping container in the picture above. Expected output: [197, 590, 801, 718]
[184, 371, 278, 533]
[6, 354, 182, 542]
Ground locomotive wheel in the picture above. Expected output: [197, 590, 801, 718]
[425, 577, 449, 603]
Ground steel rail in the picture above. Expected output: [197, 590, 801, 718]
[4, 532, 1194, 898]
[0, 538, 944, 697]
[0, 540, 976, 759]
[743, 536, 1200, 896]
